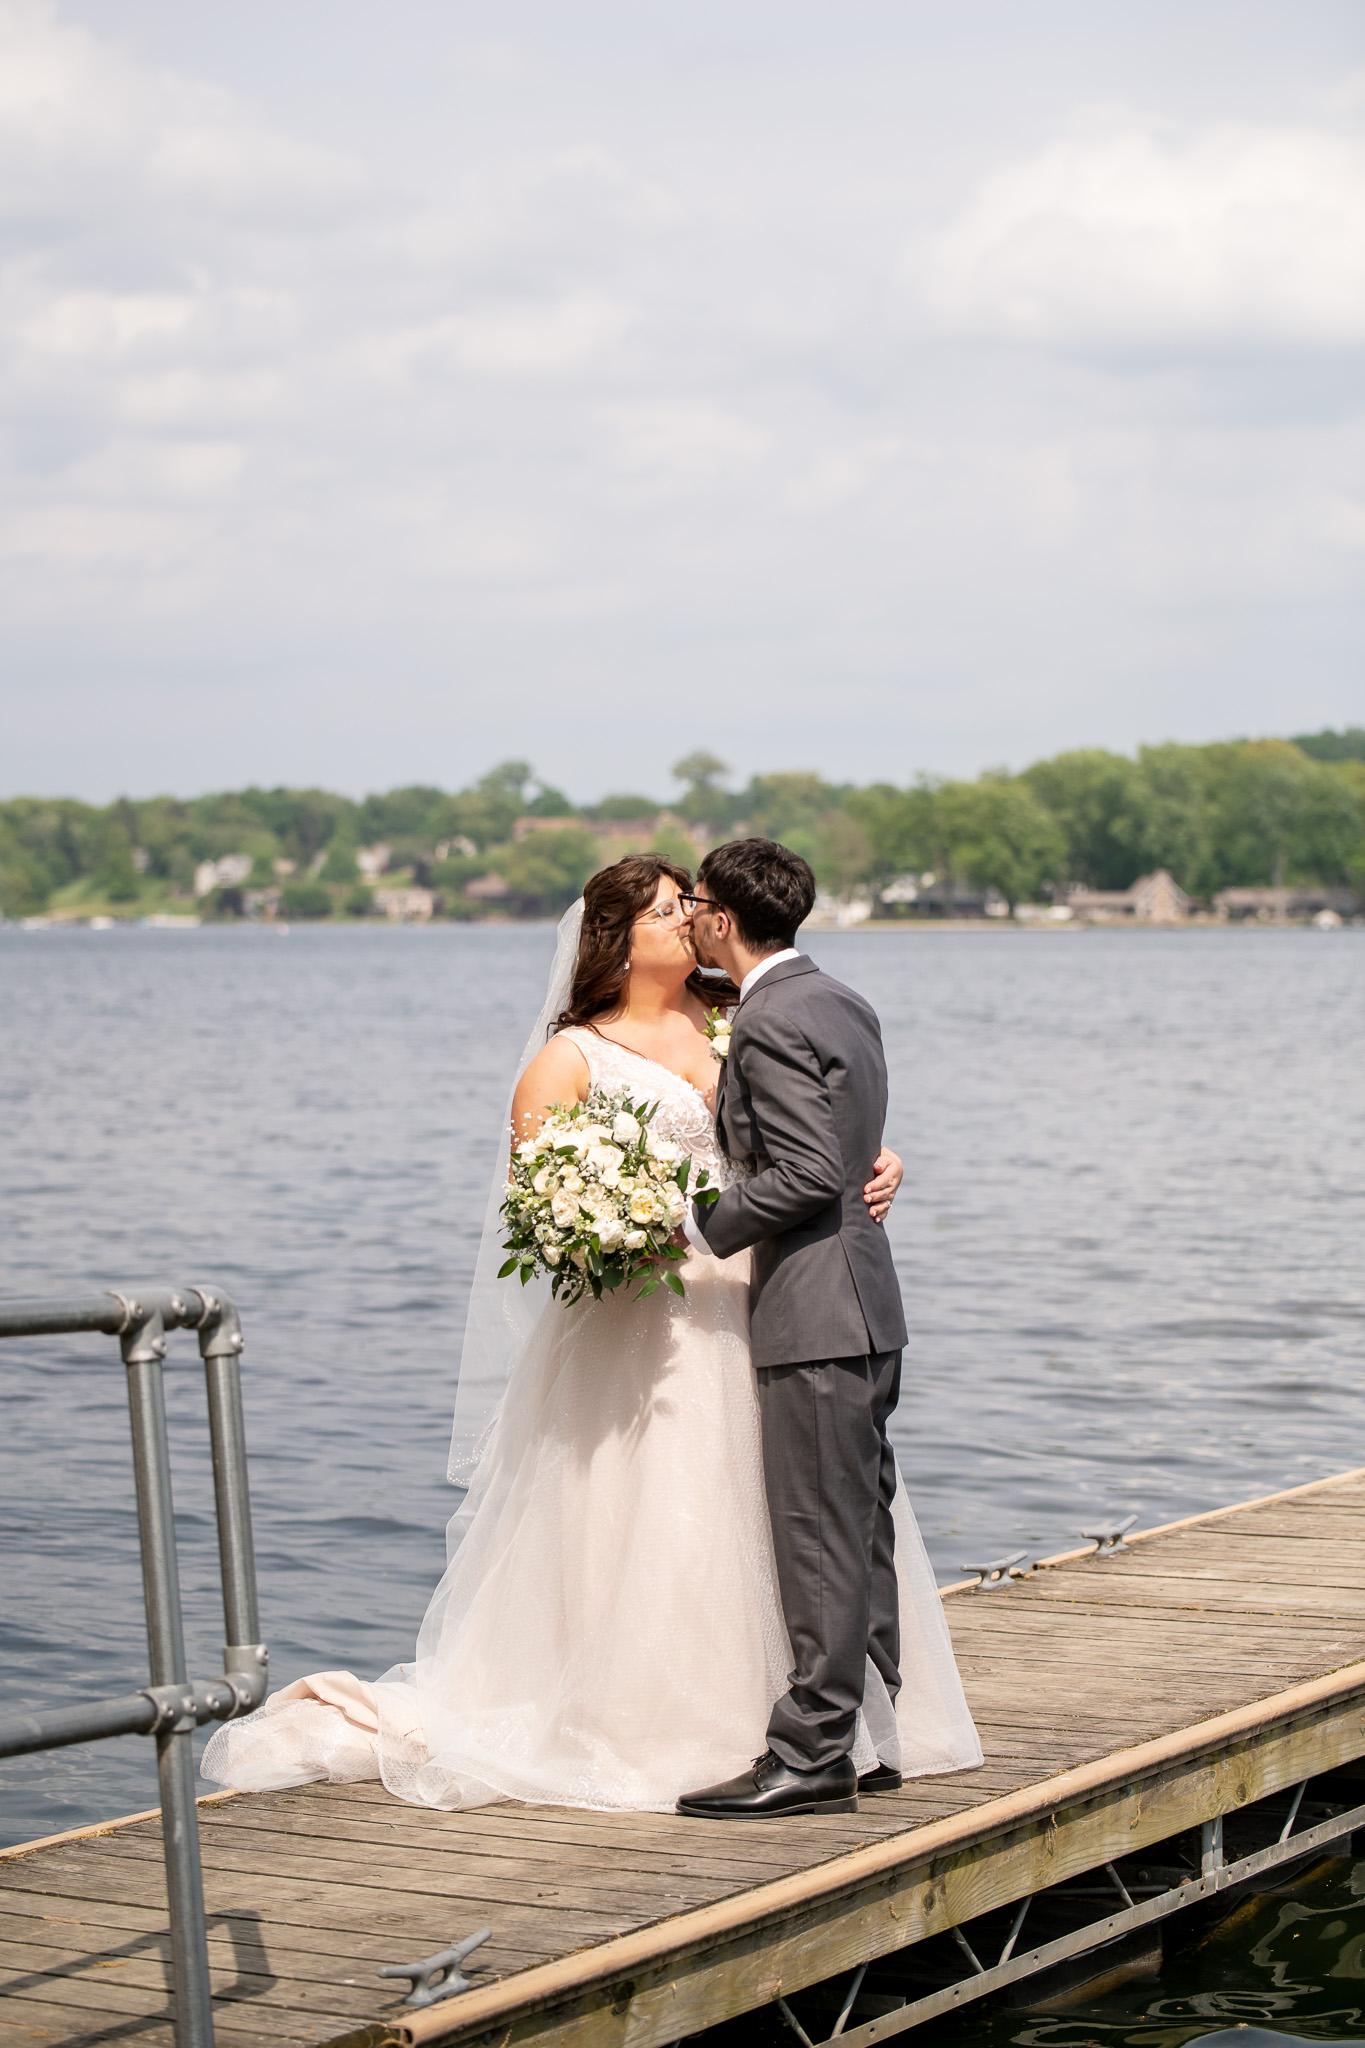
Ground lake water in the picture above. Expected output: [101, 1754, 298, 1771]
[2, 922, 1363, 2032]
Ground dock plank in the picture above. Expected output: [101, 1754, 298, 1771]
[6, 1466, 1365, 2046]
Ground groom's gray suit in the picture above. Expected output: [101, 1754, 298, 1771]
[692, 954, 908, 1771]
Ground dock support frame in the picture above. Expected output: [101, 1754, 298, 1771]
[0, 1285, 267, 2048]
[782, 1779, 1365, 2047]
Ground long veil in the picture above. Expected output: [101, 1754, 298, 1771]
[446, 898, 585, 1498]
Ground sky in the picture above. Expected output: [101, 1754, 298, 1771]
[2, 0, 1363, 805]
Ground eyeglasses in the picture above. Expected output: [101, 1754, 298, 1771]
[677, 894, 719, 911]
[634, 899, 689, 927]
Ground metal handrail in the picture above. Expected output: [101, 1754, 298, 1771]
[0, 1285, 268, 2048]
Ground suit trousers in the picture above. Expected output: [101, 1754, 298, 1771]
[757, 1348, 903, 1770]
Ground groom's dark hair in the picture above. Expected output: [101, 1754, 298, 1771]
[698, 839, 816, 952]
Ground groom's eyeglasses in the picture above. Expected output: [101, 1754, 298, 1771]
[677, 894, 718, 912]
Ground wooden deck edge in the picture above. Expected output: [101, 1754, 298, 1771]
[939, 1462, 1365, 1593]
[0, 1787, 242, 1863]
[368, 1656, 1365, 2046]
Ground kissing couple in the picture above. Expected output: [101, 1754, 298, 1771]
[204, 839, 981, 1815]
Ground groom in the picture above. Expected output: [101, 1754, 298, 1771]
[677, 839, 907, 1819]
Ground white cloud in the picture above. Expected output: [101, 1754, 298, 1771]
[787, 439, 902, 513]
[925, 117, 1365, 348]
[0, 2, 1361, 796]
[609, 401, 765, 477]
[21, 290, 199, 358]
[146, 124, 362, 214]
[1323, 495, 1365, 551]
[365, 291, 629, 382]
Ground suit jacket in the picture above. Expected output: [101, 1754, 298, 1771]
[694, 955, 908, 1368]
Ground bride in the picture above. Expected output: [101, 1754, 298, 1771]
[202, 856, 981, 1812]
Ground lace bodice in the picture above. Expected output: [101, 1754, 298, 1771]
[558, 1028, 745, 1188]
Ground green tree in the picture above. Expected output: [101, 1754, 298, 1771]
[934, 773, 1066, 906]
[1020, 749, 1148, 888]
[230, 786, 356, 865]
[672, 752, 733, 828]
[94, 821, 140, 902]
[844, 779, 943, 883]
[355, 785, 448, 842]
[1206, 740, 1319, 888]
[319, 841, 358, 884]
[1128, 745, 1214, 893]
[522, 782, 576, 818]
[644, 821, 700, 870]
[590, 793, 662, 821]
[440, 761, 536, 850]
[279, 881, 333, 919]
[812, 810, 874, 895]
[0, 819, 55, 914]
[498, 824, 598, 914]
[1293, 727, 1365, 764]
[740, 774, 839, 863]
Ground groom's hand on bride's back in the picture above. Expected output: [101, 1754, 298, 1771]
[863, 1147, 903, 1224]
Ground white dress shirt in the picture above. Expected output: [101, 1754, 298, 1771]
[684, 948, 802, 1256]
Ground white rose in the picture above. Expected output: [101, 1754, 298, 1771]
[559, 1169, 584, 1194]
[551, 1190, 580, 1227]
[628, 1189, 663, 1225]
[585, 1141, 625, 1177]
[662, 1186, 686, 1223]
[532, 1167, 557, 1195]
[612, 1110, 642, 1144]
[596, 1217, 626, 1253]
[646, 1135, 682, 1165]
[543, 1245, 563, 1267]
[622, 1229, 648, 1251]
[711, 1025, 731, 1057]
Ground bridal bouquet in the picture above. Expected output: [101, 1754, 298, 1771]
[500, 1087, 717, 1305]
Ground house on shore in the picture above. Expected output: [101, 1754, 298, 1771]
[1211, 885, 1359, 922]
[373, 886, 435, 922]
[877, 876, 1008, 918]
[1065, 870, 1190, 923]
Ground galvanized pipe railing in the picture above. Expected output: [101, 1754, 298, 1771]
[0, 1285, 267, 2048]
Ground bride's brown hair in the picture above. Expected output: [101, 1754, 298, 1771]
[554, 856, 738, 1031]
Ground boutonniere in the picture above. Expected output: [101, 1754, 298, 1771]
[704, 1007, 732, 1061]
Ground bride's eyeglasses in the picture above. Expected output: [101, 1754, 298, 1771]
[634, 899, 690, 927]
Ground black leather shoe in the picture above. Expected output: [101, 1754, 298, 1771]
[676, 1750, 858, 1819]
[858, 1763, 903, 1793]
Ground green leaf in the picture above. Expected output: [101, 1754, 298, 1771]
[497, 1258, 519, 1279]
[695, 1186, 720, 1208]
[674, 1161, 689, 1190]
[519, 1266, 533, 1286]
[636, 1275, 660, 1297]
[600, 1267, 623, 1289]
[662, 1270, 686, 1297]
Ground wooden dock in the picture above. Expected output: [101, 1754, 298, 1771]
[6, 1465, 1365, 2048]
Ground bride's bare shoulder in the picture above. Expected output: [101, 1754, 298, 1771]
[517, 1031, 591, 1097]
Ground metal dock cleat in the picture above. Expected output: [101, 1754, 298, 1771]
[378, 1927, 492, 2008]
[1080, 1512, 1138, 1554]
[960, 1550, 1030, 1589]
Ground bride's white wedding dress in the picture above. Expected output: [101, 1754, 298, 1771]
[202, 1029, 981, 1811]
